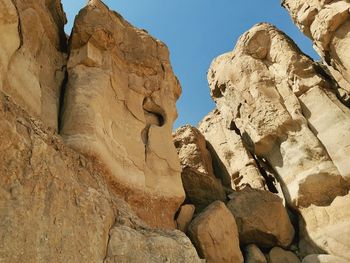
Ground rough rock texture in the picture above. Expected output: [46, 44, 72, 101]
[176, 204, 195, 232]
[60, 0, 184, 228]
[268, 247, 300, 263]
[199, 109, 267, 190]
[0, 92, 201, 262]
[282, 0, 350, 105]
[299, 193, 350, 260]
[208, 23, 349, 208]
[0, 0, 67, 130]
[188, 201, 243, 263]
[174, 125, 226, 211]
[227, 188, 295, 248]
[302, 255, 349, 263]
[245, 244, 267, 263]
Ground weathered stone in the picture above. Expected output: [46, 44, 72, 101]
[174, 125, 226, 211]
[208, 23, 348, 208]
[268, 247, 300, 263]
[245, 244, 267, 263]
[105, 226, 201, 263]
[299, 193, 350, 260]
[60, 0, 184, 228]
[0, 0, 67, 129]
[188, 201, 243, 263]
[227, 187, 295, 248]
[176, 204, 195, 232]
[302, 255, 349, 263]
[199, 109, 267, 190]
[282, 0, 350, 106]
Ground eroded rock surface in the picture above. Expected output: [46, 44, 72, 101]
[60, 0, 184, 228]
[0, 0, 67, 129]
[268, 247, 300, 263]
[244, 244, 267, 263]
[174, 125, 226, 211]
[188, 201, 243, 263]
[208, 23, 349, 209]
[282, 0, 350, 105]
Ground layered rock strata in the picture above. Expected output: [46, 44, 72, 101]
[60, 0, 185, 228]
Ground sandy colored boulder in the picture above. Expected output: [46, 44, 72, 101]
[174, 125, 226, 211]
[227, 188, 294, 248]
[245, 244, 267, 263]
[199, 109, 267, 190]
[188, 201, 243, 263]
[299, 193, 350, 260]
[282, 0, 350, 106]
[208, 23, 348, 208]
[176, 204, 195, 232]
[302, 255, 349, 263]
[60, 0, 184, 228]
[268, 247, 300, 263]
[0, 0, 67, 129]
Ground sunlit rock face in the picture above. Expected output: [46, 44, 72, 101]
[282, 0, 350, 106]
[0, 0, 67, 130]
[60, 0, 184, 228]
[208, 23, 349, 209]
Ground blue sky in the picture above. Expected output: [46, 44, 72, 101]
[62, 1, 319, 128]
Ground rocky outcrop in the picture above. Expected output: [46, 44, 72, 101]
[208, 23, 349, 209]
[227, 187, 295, 248]
[176, 204, 195, 232]
[244, 244, 267, 263]
[199, 109, 267, 190]
[299, 193, 350, 259]
[174, 125, 226, 211]
[0, 0, 67, 129]
[188, 201, 243, 263]
[282, 0, 350, 106]
[60, 0, 184, 228]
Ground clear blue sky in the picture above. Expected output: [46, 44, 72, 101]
[61, 1, 319, 128]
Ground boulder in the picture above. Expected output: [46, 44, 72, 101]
[299, 193, 350, 260]
[174, 125, 226, 211]
[188, 201, 243, 263]
[60, 0, 184, 228]
[0, 0, 67, 129]
[176, 204, 195, 232]
[302, 255, 349, 263]
[207, 23, 348, 208]
[268, 247, 300, 263]
[227, 188, 295, 248]
[199, 109, 267, 190]
[245, 244, 267, 263]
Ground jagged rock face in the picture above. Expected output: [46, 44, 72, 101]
[208, 23, 349, 208]
[188, 201, 243, 263]
[227, 187, 295, 248]
[299, 193, 350, 259]
[0, 0, 67, 129]
[199, 109, 267, 190]
[60, 0, 184, 228]
[173, 125, 226, 211]
[282, 0, 350, 105]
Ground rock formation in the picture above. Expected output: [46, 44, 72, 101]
[60, 0, 184, 228]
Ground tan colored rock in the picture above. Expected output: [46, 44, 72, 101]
[268, 247, 300, 263]
[208, 23, 348, 208]
[176, 204, 195, 232]
[60, 0, 184, 228]
[302, 255, 349, 263]
[245, 244, 267, 263]
[174, 125, 226, 210]
[227, 187, 295, 248]
[0, 0, 67, 129]
[299, 193, 350, 260]
[188, 201, 243, 263]
[105, 226, 201, 263]
[282, 0, 350, 106]
[199, 109, 267, 190]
